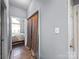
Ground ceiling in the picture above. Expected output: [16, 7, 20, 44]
[9, 0, 31, 10]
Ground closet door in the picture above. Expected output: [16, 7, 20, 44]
[27, 19, 32, 49]
[31, 12, 38, 58]
[27, 11, 39, 59]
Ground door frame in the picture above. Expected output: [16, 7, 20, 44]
[73, 4, 79, 59]
[27, 10, 40, 59]
[1, 1, 6, 59]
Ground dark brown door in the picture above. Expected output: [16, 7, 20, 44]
[31, 12, 38, 58]
[27, 11, 38, 59]
[27, 19, 32, 49]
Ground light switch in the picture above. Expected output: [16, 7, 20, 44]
[55, 27, 60, 34]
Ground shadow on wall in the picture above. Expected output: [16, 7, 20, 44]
[73, 0, 79, 5]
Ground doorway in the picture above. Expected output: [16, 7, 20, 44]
[27, 11, 39, 59]
[10, 15, 35, 59]
[11, 16, 26, 58]
[11, 16, 25, 47]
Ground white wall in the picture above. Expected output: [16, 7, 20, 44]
[24, 19, 27, 46]
[10, 5, 26, 18]
[68, 0, 74, 59]
[27, 0, 68, 59]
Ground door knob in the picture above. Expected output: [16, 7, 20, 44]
[70, 39, 74, 48]
[70, 45, 73, 48]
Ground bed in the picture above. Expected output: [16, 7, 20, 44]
[12, 35, 25, 46]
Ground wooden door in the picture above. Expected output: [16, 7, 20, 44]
[27, 19, 32, 49]
[27, 11, 39, 59]
[31, 12, 38, 58]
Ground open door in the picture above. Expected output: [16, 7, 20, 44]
[27, 11, 39, 59]
[27, 18, 32, 49]
[31, 11, 38, 59]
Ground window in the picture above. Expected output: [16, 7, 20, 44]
[11, 17, 20, 36]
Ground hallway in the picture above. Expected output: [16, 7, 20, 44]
[1, 0, 78, 59]
[11, 45, 34, 59]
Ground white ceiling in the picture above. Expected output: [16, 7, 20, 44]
[9, 0, 31, 10]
